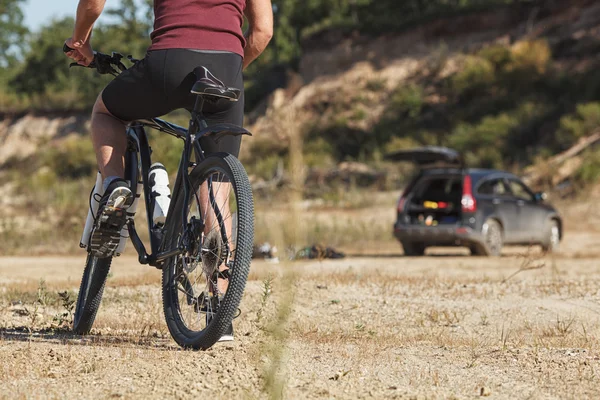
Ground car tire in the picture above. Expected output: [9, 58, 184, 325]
[475, 219, 503, 257]
[541, 220, 561, 253]
[402, 241, 426, 256]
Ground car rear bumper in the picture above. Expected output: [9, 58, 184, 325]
[393, 223, 484, 247]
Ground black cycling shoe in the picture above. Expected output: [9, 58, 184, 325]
[90, 179, 133, 258]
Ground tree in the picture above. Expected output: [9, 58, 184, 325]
[102, 0, 152, 57]
[0, 0, 28, 68]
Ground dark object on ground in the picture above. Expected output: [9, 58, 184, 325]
[295, 244, 345, 260]
[386, 146, 563, 257]
[253, 242, 278, 260]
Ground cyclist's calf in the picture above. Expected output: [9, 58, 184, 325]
[90, 91, 128, 182]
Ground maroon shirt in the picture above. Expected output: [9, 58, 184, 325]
[150, 0, 246, 57]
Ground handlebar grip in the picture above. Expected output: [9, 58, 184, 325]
[63, 42, 75, 53]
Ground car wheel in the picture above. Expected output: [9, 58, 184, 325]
[401, 241, 426, 256]
[541, 220, 560, 253]
[480, 219, 503, 257]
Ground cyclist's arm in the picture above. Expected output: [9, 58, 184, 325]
[64, 0, 106, 66]
[72, 0, 106, 46]
[243, 0, 273, 70]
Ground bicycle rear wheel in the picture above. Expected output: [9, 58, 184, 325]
[162, 153, 254, 350]
[73, 254, 112, 334]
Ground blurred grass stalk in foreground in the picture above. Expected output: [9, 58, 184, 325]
[260, 107, 303, 400]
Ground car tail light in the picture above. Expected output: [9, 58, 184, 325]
[397, 185, 410, 212]
[397, 195, 407, 212]
[461, 175, 477, 212]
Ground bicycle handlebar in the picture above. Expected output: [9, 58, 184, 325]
[63, 43, 137, 76]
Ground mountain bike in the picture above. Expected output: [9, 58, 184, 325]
[66, 48, 254, 350]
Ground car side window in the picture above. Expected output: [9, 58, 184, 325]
[508, 180, 534, 202]
[477, 179, 508, 196]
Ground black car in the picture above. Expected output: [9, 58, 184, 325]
[386, 147, 562, 256]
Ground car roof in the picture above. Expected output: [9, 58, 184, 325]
[420, 168, 521, 181]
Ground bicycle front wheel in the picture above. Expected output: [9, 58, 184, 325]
[73, 254, 112, 334]
[162, 153, 254, 350]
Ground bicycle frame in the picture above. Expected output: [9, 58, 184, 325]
[123, 100, 251, 268]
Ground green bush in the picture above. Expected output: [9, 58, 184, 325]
[303, 137, 335, 168]
[575, 148, 600, 184]
[384, 136, 422, 153]
[450, 56, 495, 97]
[41, 135, 97, 179]
[249, 153, 285, 181]
[557, 102, 600, 148]
[448, 101, 550, 168]
[478, 45, 512, 70]
[507, 40, 551, 76]
[390, 83, 425, 119]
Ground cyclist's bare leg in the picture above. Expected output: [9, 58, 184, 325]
[198, 182, 232, 295]
[91, 92, 127, 180]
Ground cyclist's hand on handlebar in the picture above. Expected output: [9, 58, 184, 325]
[63, 38, 94, 67]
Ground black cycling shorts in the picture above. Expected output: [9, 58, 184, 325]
[102, 49, 244, 156]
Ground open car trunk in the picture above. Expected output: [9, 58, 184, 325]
[405, 173, 463, 226]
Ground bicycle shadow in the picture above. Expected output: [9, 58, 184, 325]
[0, 326, 179, 351]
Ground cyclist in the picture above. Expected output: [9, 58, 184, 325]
[64, 0, 273, 339]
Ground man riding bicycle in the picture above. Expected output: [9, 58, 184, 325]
[64, 0, 273, 340]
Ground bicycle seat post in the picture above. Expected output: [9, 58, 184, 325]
[191, 96, 208, 132]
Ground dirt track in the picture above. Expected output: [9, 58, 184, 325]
[1, 232, 600, 399]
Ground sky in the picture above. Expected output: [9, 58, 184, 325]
[24, 1, 79, 31]
[22, 0, 131, 32]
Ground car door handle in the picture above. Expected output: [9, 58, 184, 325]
[517, 200, 525, 206]
[492, 199, 501, 205]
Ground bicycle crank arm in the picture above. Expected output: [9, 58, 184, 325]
[127, 219, 152, 266]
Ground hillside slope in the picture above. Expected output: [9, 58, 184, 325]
[244, 0, 600, 191]
[1, 0, 599, 191]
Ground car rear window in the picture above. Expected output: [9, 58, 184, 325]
[413, 176, 463, 203]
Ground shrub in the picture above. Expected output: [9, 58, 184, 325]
[556, 102, 600, 148]
[41, 135, 96, 179]
[384, 136, 422, 153]
[478, 45, 512, 70]
[450, 56, 495, 97]
[508, 40, 551, 75]
[390, 83, 425, 119]
[575, 148, 600, 184]
[448, 101, 549, 168]
[365, 78, 387, 92]
[303, 137, 335, 168]
[248, 153, 286, 181]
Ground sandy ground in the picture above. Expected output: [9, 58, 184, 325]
[0, 231, 599, 399]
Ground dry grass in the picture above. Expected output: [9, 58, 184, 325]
[1, 146, 600, 399]
[1, 248, 600, 398]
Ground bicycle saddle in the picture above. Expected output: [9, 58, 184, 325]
[191, 66, 241, 101]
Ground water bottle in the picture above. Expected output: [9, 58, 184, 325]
[149, 163, 171, 226]
[115, 178, 143, 256]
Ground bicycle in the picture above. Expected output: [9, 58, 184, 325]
[66, 47, 255, 350]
